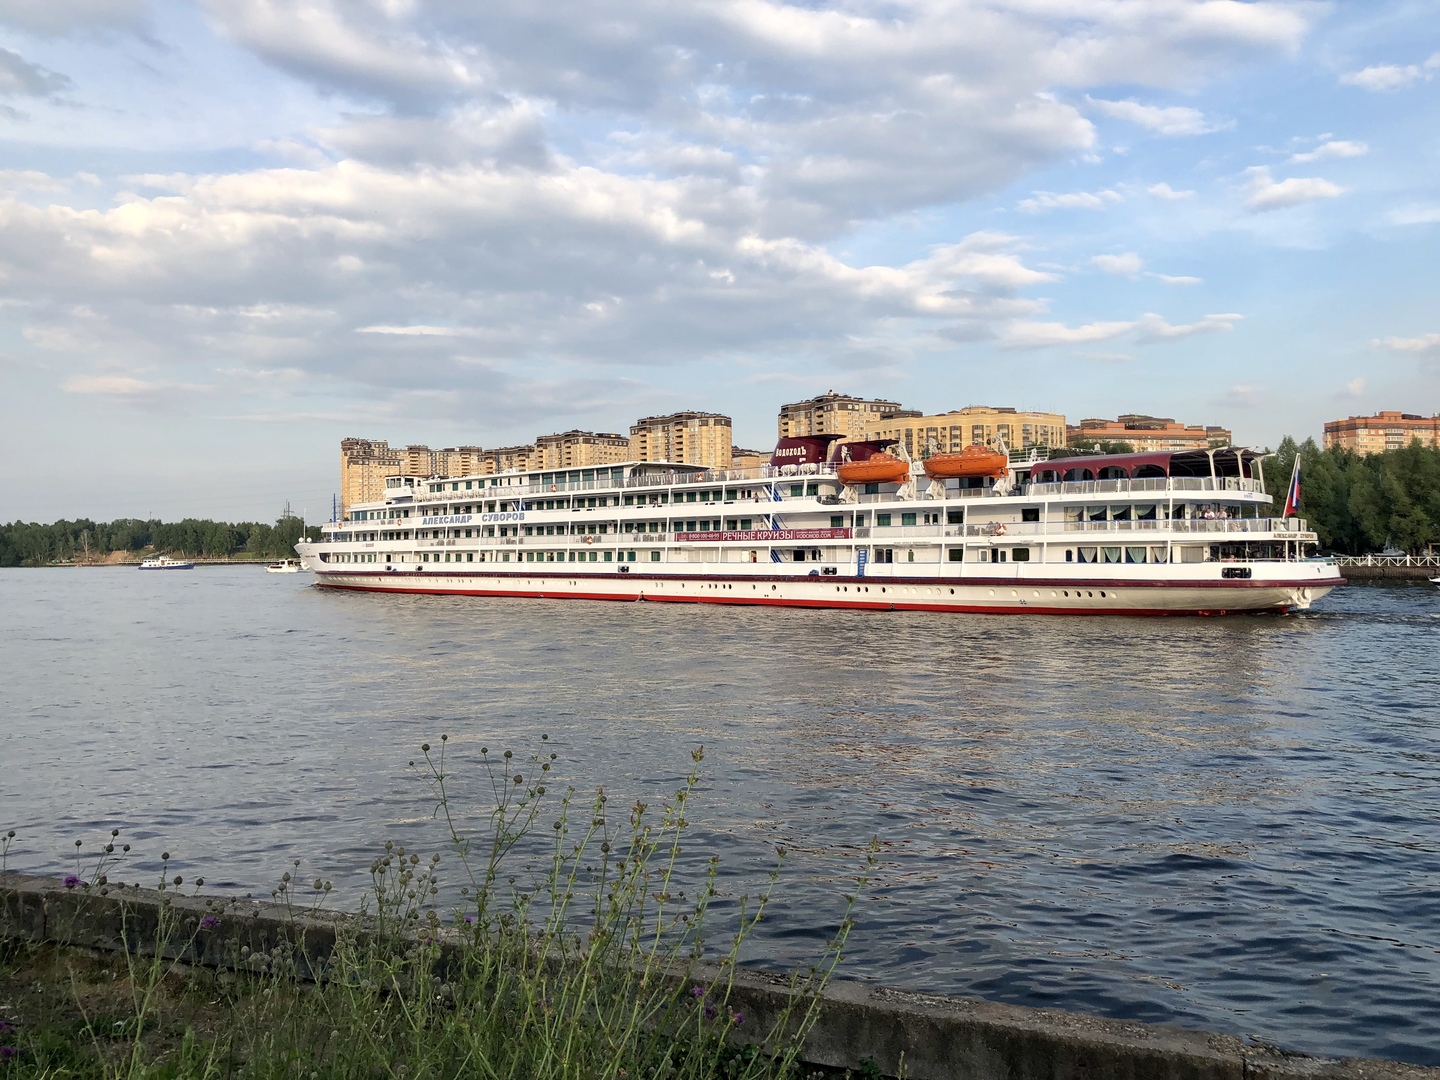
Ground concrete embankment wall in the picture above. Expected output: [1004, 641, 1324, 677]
[1338, 564, 1437, 580]
[2, 873, 1434, 1080]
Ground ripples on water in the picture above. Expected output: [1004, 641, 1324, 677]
[1, 568, 1437, 1064]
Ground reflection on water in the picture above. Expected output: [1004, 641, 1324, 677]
[1, 569, 1437, 1064]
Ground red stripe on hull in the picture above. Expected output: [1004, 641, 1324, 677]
[313, 580, 1293, 615]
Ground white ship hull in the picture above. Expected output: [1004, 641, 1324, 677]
[299, 561, 1341, 615]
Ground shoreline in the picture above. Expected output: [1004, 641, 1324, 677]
[3, 872, 1436, 1080]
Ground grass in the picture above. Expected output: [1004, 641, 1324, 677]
[0, 740, 876, 1079]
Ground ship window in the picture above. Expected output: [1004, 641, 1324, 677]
[947, 509, 963, 525]
[1021, 508, 1040, 522]
[1126, 547, 1147, 563]
[466, 553, 474, 562]
[627, 551, 636, 561]
[807, 483, 819, 495]
[1111, 505, 1132, 521]
[624, 495, 635, 506]
[502, 552, 511, 561]
[876, 514, 892, 527]
[907, 549, 915, 562]
[1137, 504, 1157, 520]
[1065, 549, 1073, 562]
[1150, 547, 1169, 563]
[1012, 548, 1030, 561]
[794, 549, 806, 561]
[526, 551, 535, 562]
[686, 491, 697, 502]
[791, 484, 804, 497]
[650, 551, 661, 562]
[604, 551, 613, 562]
[1078, 546, 1097, 563]
[901, 513, 916, 526]
[1087, 506, 1107, 522]
[864, 483, 880, 494]
[741, 519, 752, 530]
[831, 515, 844, 528]
[948, 548, 964, 562]
[1135, 464, 1167, 479]
[465, 481, 473, 490]
[1102, 546, 1123, 563]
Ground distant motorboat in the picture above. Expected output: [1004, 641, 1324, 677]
[266, 559, 304, 574]
[138, 555, 194, 570]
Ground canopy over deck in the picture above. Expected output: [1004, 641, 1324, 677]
[1027, 447, 1263, 484]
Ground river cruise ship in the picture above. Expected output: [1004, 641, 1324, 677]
[296, 443, 1343, 615]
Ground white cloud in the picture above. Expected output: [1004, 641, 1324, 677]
[1242, 166, 1343, 211]
[1216, 383, 1265, 406]
[1091, 252, 1144, 275]
[0, 47, 73, 100]
[61, 374, 211, 399]
[1086, 97, 1228, 136]
[1371, 333, 1440, 355]
[1151, 273, 1203, 286]
[1147, 182, 1195, 201]
[1340, 53, 1440, 92]
[1001, 311, 1241, 349]
[1289, 139, 1368, 163]
[1018, 188, 1123, 214]
[1344, 377, 1366, 398]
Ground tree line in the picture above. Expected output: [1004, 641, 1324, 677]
[0, 515, 323, 567]
[1268, 438, 1440, 555]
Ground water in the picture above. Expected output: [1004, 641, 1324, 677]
[1, 568, 1437, 1064]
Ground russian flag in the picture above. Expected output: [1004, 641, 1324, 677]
[1282, 456, 1301, 517]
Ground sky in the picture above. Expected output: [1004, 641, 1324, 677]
[1, 0, 1438, 523]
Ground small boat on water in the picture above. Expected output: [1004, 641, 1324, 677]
[836, 452, 910, 485]
[923, 444, 1009, 480]
[138, 555, 194, 570]
[266, 559, 304, 574]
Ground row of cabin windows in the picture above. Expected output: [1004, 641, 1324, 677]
[417, 550, 646, 564]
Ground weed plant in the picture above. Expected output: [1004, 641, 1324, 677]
[0, 740, 874, 1079]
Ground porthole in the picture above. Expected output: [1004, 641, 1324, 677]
[1087, 591, 1094, 597]
[1100, 591, 1107, 598]
[988, 589, 995, 597]
[1010, 590, 1017, 597]
[1034, 591, 1040, 598]
[949, 588, 955, 594]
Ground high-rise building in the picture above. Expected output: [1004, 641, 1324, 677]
[1067, 415, 1231, 452]
[1323, 411, 1440, 454]
[534, 430, 632, 469]
[730, 447, 771, 470]
[778, 392, 906, 440]
[340, 438, 405, 515]
[483, 444, 540, 474]
[342, 440, 489, 514]
[867, 406, 1067, 458]
[629, 412, 733, 467]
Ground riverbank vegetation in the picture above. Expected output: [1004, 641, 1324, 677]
[1269, 439, 1440, 555]
[0, 742, 870, 1079]
[0, 515, 322, 568]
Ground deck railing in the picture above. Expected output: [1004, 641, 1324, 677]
[1332, 553, 1440, 568]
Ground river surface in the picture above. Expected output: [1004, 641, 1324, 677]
[1, 567, 1437, 1064]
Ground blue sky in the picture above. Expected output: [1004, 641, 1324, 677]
[1, 0, 1437, 522]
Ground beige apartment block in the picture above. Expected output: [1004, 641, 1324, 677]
[483, 444, 540, 473]
[1324, 411, 1440, 454]
[340, 438, 405, 515]
[629, 412, 733, 467]
[535, 430, 631, 469]
[778, 392, 906, 440]
[867, 406, 1067, 458]
[731, 447, 771, 470]
[1068, 414, 1231, 452]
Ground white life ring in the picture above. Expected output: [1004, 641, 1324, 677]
[584, 536, 595, 545]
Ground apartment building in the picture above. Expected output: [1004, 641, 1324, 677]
[1323, 411, 1440, 453]
[1068, 414, 1231, 452]
[482, 444, 541, 474]
[777, 392, 906, 440]
[534, 430, 631, 469]
[867, 406, 1067, 458]
[340, 439, 489, 514]
[629, 412, 733, 467]
[730, 447, 771, 470]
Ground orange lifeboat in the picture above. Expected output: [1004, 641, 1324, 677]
[922, 444, 1009, 480]
[836, 452, 910, 485]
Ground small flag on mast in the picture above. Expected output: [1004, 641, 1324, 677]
[1282, 456, 1301, 517]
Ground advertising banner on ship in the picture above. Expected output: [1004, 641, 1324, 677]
[673, 528, 852, 542]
